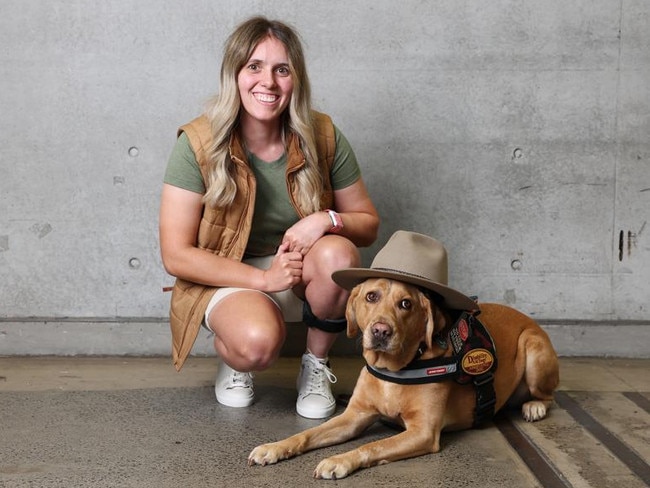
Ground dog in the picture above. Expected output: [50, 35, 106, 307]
[248, 231, 559, 479]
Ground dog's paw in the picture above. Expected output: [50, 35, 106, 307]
[248, 443, 287, 467]
[314, 456, 357, 480]
[522, 401, 548, 422]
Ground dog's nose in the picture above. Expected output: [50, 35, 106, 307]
[371, 323, 393, 340]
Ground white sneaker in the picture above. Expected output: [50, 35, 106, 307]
[214, 358, 254, 408]
[296, 352, 337, 419]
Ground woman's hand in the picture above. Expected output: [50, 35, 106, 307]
[281, 212, 331, 255]
[262, 242, 304, 292]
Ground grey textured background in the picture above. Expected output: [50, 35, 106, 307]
[1, 0, 648, 356]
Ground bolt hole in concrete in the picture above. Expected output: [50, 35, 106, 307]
[128, 146, 139, 157]
[512, 147, 523, 159]
[511, 259, 522, 271]
[128, 258, 141, 269]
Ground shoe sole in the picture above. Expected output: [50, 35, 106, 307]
[296, 403, 336, 419]
[216, 392, 254, 408]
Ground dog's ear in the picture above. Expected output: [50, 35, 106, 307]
[346, 284, 362, 338]
[421, 293, 446, 351]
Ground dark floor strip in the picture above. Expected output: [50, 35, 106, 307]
[495, 415, 572, 488]
[622, 391, 650, 414]
[555, 391, 650, 485]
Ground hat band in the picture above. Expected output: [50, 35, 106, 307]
[372, 267, 441, 285]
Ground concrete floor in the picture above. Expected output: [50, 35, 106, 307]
[0, 356, 648, 488]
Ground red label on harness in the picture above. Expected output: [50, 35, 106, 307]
[426, 367, 449, 376]
[461, 348, 494, 375]
[458, 319, 469, 341]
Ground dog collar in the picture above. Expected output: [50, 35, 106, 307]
[366, 356, 459, 384]
[365, 309, 498, 426]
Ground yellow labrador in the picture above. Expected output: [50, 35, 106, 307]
[249, 278, 559, 479]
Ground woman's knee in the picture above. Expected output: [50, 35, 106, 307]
[208, 292, 286, 370]
[214, 321, 285, 370]
[307, 235, 360, 274]
[302, 236, 358, 319]
[236, 324, 285, 367]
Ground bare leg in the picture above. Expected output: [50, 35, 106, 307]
[291, 236, 361, 417]
[299, 235, 360, 356]
[207, 290, 286, 372]
[306, 328, 339, 358]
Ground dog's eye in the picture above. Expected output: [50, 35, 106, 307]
[365, 291, 379, 303]
[399, 299, 412, 310]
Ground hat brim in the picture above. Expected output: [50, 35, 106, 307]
[332, 268, 477, 311]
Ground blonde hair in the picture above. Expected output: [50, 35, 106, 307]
[203, 16, 324, 214]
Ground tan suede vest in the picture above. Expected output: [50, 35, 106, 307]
[169, 111, 336, 370]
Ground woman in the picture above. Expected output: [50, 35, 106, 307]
[159, 16, 379, 419]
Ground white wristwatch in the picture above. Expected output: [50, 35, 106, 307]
[325, 209, 344, 234]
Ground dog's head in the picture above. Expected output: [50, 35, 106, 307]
[346, 278, 448, 371]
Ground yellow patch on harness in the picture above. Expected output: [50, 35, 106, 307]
[461, 348, 494, 375]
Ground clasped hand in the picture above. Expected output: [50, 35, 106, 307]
[262, 214, 327, 293]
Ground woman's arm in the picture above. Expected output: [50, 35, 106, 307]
[331, 177, 379, 247]
[281, 177, 379, 254]
[159, 183, 303, 292]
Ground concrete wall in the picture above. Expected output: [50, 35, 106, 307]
[1, 0, 648, 357]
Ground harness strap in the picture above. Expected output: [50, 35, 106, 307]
[462, 315, 498, 426]
[366, 357, 458, 385]
[472, 371, 497, 427]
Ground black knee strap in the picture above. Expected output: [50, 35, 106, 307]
[302, 301, 346, 333]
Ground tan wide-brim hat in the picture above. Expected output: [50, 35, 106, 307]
[332, 230, 477, 311]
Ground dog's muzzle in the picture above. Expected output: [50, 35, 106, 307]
[368, 322, 393, 350]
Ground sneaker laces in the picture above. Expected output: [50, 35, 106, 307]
[228, 370, 254, 390]
[301, 354, 337, 396]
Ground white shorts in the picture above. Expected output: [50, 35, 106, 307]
[203, 254, 304, 332]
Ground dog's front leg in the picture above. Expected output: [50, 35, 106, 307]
[248, 409, 377, 467]
[314, 424, 441, 480]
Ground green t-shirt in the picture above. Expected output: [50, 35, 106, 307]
[164, 125, 362, 256]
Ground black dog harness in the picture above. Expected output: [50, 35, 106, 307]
[366, 309, 498, 427]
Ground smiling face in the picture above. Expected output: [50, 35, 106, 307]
[237, 36, 294, 127]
